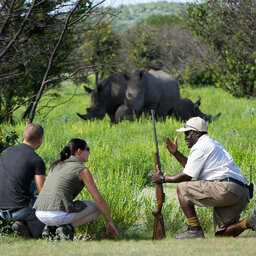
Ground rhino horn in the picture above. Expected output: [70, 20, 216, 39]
[77, 112, 89, 120]
[213, 112, 221, 120]
[194, 96, 201, 108]
[83, 86, 93, 94]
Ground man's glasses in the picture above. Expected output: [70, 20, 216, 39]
[85, 146, 90, 152]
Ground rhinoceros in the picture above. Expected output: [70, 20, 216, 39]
[173, 97, 221, 122]
[123, 69, 180, 120]
[77, 73, 127, 123]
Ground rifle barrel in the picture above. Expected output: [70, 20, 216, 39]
[151, 110, 161, 168]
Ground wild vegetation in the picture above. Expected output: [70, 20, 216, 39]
[1, 1, 255, 125]
[1, 82, 256, 240]
[0, 1, 256, 253]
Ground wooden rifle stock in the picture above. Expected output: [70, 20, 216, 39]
[151, 110, 166, 239]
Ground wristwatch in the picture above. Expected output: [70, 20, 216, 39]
[160, 175, 165, 183]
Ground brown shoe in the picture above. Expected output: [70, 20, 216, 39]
[12, 221, 32, 239]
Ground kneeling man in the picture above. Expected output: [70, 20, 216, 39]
[153, 117, 256, 238]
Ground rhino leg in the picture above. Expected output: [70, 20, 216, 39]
[115, 105, 134, 123]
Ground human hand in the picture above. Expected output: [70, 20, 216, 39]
[166, 136, 178, 154]
[152, 165, 162, 183]
[106, 221, 119, 238]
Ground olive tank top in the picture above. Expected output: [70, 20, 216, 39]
[33, 156, 87, 213]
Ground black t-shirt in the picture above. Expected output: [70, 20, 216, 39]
[0, 143, 45, 210]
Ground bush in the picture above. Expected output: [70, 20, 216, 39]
[0, 126, 19, 156]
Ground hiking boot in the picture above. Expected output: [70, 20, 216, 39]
[175, 225, 205, 239]
[12, 221, 32, 239]
[247, 209, 256, 230]
[56, 224, 75, 241]
[42, 225, 57, 239]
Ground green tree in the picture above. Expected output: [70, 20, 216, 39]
[123, 14, 212, 84]
[186, 0, 256, 97]
[0, 0, 116, 122]
[74, 22, 122, 85]
[124, 23, 162, 70]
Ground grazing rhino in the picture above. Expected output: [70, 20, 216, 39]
[123, 69, 180, 120]
[77, 73, 127, 123]
[174, 97, 221, 122]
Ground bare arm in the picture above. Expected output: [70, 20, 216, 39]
[164, 172, 191, 183]
[34, 174, 46, 193]
[153, 136, 190, 184]
[166, 136, 187, 167]
[153, 165, 192, 183]
[78, 168, 119, 238]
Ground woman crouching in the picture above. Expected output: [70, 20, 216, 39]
[33, 138, 119, 240]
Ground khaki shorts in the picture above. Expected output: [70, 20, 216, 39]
[178, 180, 249, 234]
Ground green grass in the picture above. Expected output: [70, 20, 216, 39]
[1, 82, 256, 253]
[1, 235, 256, 256]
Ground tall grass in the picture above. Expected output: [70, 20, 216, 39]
[1, 82, 256, 238]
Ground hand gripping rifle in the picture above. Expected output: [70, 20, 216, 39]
[151, 109, 166, 239]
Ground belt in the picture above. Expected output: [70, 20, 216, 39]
[219, 177, 249, 188]
[0, 208, 19, 213]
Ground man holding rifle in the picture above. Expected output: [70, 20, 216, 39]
[153, 116, 256, 239]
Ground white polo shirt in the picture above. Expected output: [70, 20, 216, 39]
[183, 134, 246, 183]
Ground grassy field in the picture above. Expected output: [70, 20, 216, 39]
[1, 81, 256, 254]
[1, 235, 256, 256]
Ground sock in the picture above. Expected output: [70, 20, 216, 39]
[240, 217, 249, 230]
[187, 216, 200, 227]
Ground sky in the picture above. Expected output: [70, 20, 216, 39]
[103, 0, 192, 8]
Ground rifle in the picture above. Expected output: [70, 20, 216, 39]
[248, 166, 254, 199]
[151, 109, 166, 239]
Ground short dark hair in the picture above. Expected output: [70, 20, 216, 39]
[23, 123, 44, 143]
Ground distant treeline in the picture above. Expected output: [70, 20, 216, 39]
[110, 1, 187, 32]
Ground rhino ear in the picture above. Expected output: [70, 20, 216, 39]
[139, 70, 144, 79]
[137, 69, 146, 80]
[194, 96, 201, 107]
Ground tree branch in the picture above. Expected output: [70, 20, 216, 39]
[28, 0, 84, 123]
[0, 0, 37, 60]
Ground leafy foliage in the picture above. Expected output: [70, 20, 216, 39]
[0, 0, 117, 122]
[185, 0, 256, 97]
[74, 22, 122, 85]
[0, 126, 18, 156]
[122, 14, 212, 83]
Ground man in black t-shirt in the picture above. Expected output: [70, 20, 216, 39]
[0, 123, 46, 238]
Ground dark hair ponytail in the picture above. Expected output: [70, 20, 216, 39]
[50, 138, 87, 170]
[60, 146, 71, 161]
